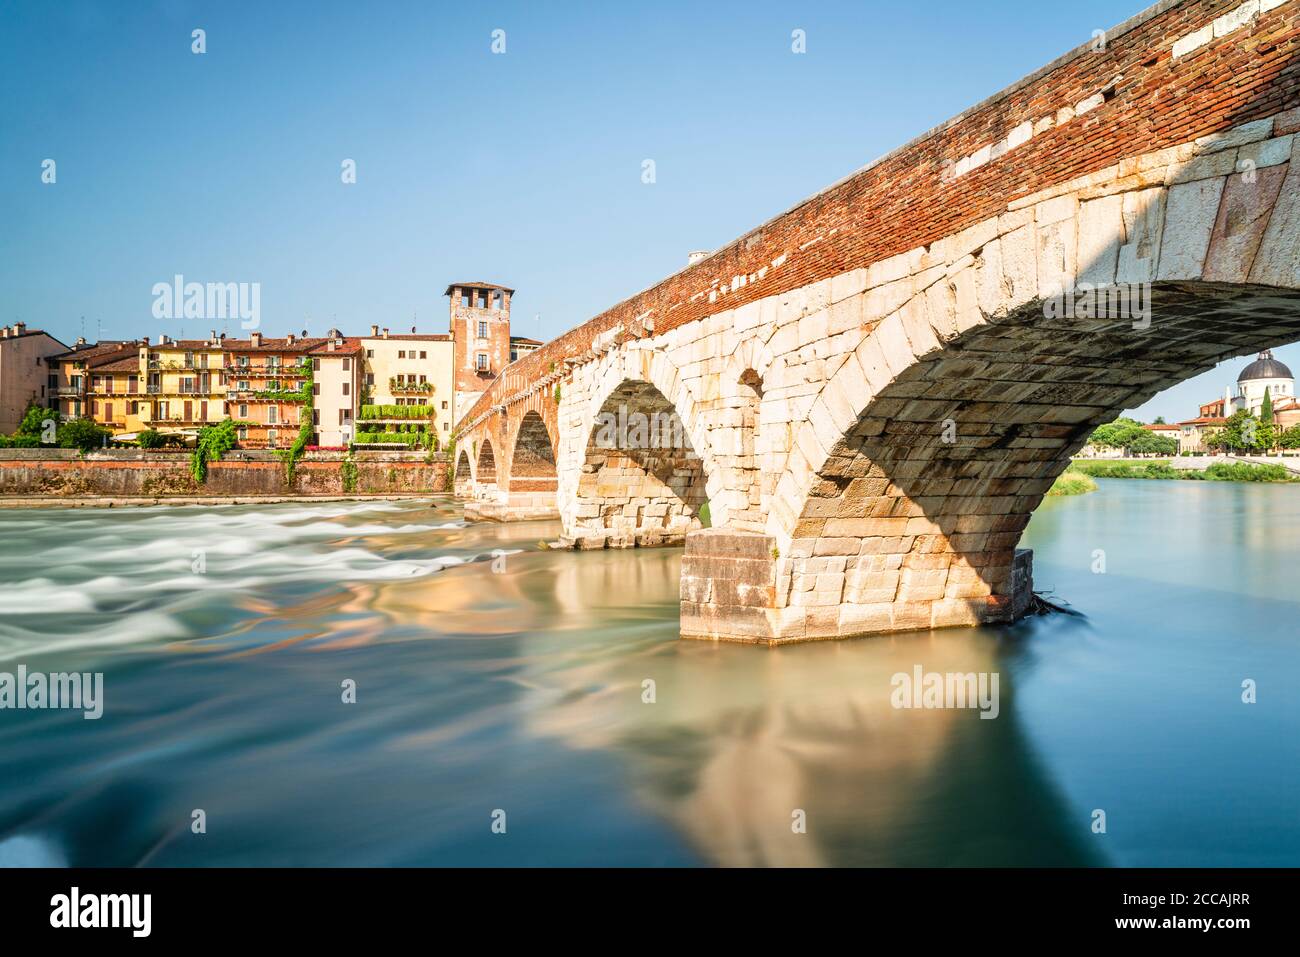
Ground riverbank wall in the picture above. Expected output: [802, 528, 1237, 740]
[0, 449, 450, 498]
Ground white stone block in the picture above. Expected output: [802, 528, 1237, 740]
[1195, 119, 1272, 154]
[1076, 194, 1124, 287]
[1156, 177, 1227, 280]
[1117, 187, 1166, 285]
[1007, 120, 1033, 149]
[873, 312, 915, 376]
[1238, 135, 1295, 169]
[1172, 24, 1213, 59]
[1213, 1, 1259, 38]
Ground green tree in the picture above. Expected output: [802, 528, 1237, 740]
[1207, 410, 1271, 452]
[1261, 387, 1274, 426]
[1127, 431, 1178, 455]
[1278, 424, 1300, 449]
[16, 402, 55, 439]
[1153, 416, 1166, 425]
[56, 418, 110, 452]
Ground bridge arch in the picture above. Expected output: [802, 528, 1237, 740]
[762, 158, 1300, 639]
[476, 439, 497, 485]
[565, 376, 712, 548]
[510, 410, 558, 479]
[454, 447, 473, 496]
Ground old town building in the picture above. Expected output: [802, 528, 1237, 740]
[0, 323, 68, 431]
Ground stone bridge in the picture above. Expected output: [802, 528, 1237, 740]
[454, 0, 1300, 644]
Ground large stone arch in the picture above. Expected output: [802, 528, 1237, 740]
[744, 124, 1300, 641]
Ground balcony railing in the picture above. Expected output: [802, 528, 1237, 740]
[389, 377, 433, 395]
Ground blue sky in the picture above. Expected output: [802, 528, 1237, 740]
[0, 0, 1285, 423]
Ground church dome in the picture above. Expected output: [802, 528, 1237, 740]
[1238, 350, 1293, 383]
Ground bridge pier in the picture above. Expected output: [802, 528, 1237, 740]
[463, 479, 560, 522]
[680, 528, 1033, 644]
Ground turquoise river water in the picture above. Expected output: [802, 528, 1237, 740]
[0, 479, 1296, 866]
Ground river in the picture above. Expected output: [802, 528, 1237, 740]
[0, 479, 1296, 866]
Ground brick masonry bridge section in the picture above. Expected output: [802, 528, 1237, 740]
[454, 0, 1300, 643]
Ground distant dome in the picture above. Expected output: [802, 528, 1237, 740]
[1238, 350, 1293, 383]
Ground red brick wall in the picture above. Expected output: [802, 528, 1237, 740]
[463, 0, 1300, 427]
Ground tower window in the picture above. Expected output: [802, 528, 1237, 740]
[478, 321, 488, 338]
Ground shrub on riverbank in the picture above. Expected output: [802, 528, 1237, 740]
[1202, 462, 1296, 482]
[1069, 459, 1297, 483]
[1069, 460, 1181, 480]
[1047, 472, 1098, 496]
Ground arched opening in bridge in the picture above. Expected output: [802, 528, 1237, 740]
[476, 440, 497, 485]
[788, 281, 1300, 638]
[455, 448, 473, 495]
[511, 411, 557, 478]
[571, 379, 709, 548]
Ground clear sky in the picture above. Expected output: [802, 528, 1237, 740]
[1, 0, 1288, 424]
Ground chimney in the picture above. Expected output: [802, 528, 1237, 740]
[0, 327, 7, 339]
[250, 332, 262, 347]
[286, 332, 296, 344]
[687, 250, 710, 266]
[13, 322, 26, 336]
[160, 333, 171, 345]
[370, 324, 379, 336]
[327, 341, 336, 352]
[76, 336, 86, 346]
[382, 328, 389, 339]
[210, 329, 217, 342]
[141, 337, 150, 345]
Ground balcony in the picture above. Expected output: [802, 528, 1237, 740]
[389, 377, 433, 395]
[225, 362, 309, 375]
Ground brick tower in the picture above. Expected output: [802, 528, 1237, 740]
[446, 281, 512, 422]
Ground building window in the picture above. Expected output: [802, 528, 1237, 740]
[313, 410, 320, 426]
[268, 430, 278, 447]
[366, 373, 374, 385]
[441, 401, 448, 409]
[268, 407, 278, 425]
[398, 350, 406, 359]
[238, 356, 249, 367]
[342, 358, 350, 371]
[477, 321, 488, 339]
[442, 422, 449, 431]
[313, 358, 321, 371]
[366, 349, 374, 358]
[342, 409, 352, 422]
[461, 291, 471, 308]
[238, 426, 248, 441]
[492, 289, 503, 309]
[476, 354, 488, 371]
[342, 382, 349, 395]
[476, 290, 488, 308]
